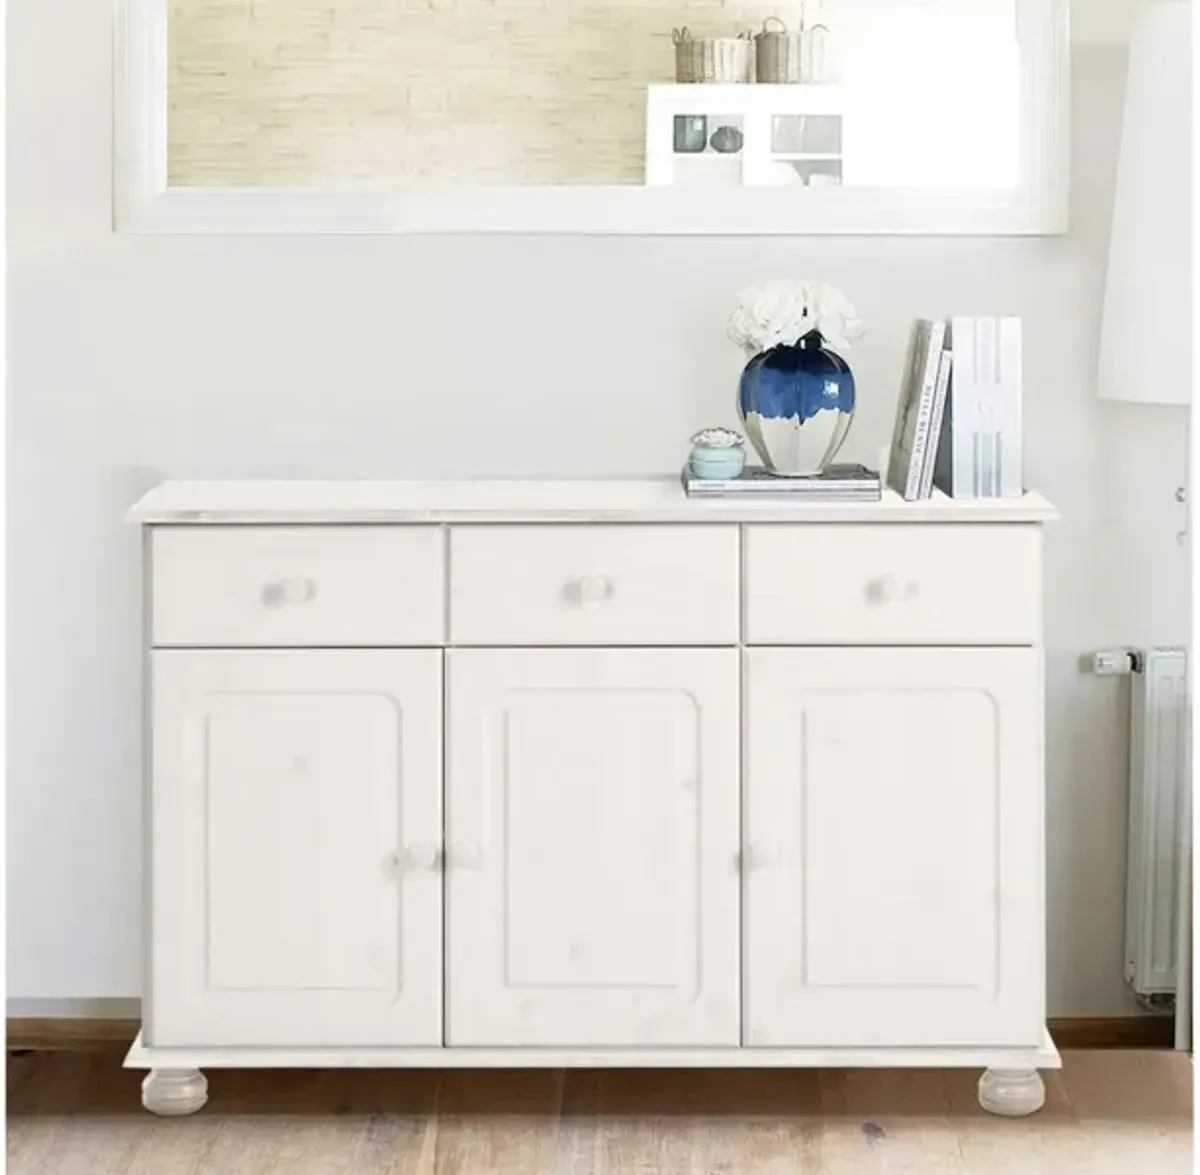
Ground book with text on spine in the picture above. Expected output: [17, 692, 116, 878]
[918, 348, 953, 500]
[887, 317, 949, 501]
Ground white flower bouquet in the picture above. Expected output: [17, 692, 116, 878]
[727, 280, 863, 357]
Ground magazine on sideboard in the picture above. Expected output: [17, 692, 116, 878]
[682, 463, 881, 502]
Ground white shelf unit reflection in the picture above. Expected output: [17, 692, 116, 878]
[646, 85, 845, 189]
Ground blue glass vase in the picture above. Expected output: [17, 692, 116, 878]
[737, 331, 856, 476]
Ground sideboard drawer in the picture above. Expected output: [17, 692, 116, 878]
[151, 526, 444, 647]
[450, 525, 739, 645]
[744, 524, 1041, 645]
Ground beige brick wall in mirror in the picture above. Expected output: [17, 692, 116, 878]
[168, 0, 805, 187]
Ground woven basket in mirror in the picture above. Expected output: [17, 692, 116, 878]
[672, 28, 753, 83]
[754, 15, 830, 83]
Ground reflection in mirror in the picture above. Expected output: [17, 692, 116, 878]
[167, 0, 1021, 191]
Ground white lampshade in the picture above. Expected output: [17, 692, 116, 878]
[1097, 1, 1192, 405]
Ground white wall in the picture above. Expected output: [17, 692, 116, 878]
[1072, 0, 1160, 44]
[7, 0, 1187, 1015]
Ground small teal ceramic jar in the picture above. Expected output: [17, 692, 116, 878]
[689, 428, 747, 479]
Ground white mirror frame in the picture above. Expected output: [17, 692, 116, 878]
[114, 0, 1069, 236]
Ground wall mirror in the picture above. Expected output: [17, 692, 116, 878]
[116, 0, 1068, 234]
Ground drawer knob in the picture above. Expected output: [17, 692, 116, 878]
[574, 575, 615, 605]
[261, 578, 317, 608]
[865, 575, 920, 605]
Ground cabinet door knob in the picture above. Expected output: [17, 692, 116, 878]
[261, 578, 317, 608]
[385, 846, 442, 877]
[403, 844, 443, 872]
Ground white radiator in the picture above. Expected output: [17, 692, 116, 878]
[1123, 648, 1190, 1036]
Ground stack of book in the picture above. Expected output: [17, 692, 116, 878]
[887, 316, 1024, 501]
[682, 464, 881, 502]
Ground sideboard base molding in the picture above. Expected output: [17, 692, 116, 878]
[127, 1030, 1059, 1117]
[125, 1028, 1061, 1073]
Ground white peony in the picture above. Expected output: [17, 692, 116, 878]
[727, 280, 863, 357]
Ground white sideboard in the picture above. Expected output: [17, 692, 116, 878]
[125, 478, 1059, 1119]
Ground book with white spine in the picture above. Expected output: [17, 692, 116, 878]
[934, 317, 1023, 498]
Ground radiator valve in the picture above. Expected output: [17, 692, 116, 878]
[1091, 649, 1139, 676]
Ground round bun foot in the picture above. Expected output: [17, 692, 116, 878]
[141, 1068, 209, 1116]
[977, 1068, 1045, 1117]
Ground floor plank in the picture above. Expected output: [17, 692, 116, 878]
[817, 1068, 962, 1175]
[1059, 1050, 1195, 1175]
[432, 1070, 563, 1175]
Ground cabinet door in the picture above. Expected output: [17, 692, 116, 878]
[745, 647, 1044, 1048]
[150, 650, 442, 1047]
[447, 648, 740, 1047]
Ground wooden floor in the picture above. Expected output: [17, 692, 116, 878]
[6, 1048, 1194, 1174]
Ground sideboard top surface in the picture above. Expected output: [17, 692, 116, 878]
[127, 479, 1059, 526]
